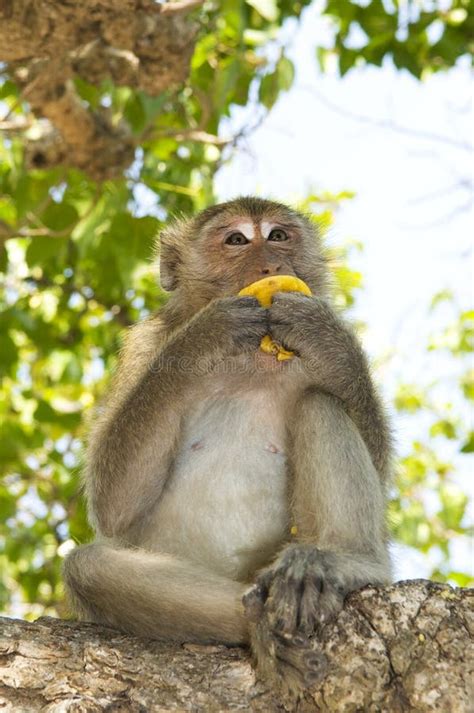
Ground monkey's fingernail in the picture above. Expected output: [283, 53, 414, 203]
[293, 635, 307, 647]
[275, 617, 286, 631]
[242, 587, 266, 621]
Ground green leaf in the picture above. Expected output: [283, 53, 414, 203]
[26, 236, 67, 267]
[429, 419, 457, 440]
[42, 203, 79, 232]
[246, 0, 279, 22]
[0, 491, 16, 521]
[430, 290, 454, 310]
[439, 485, 468, 530]
[394, 385, 425, 413]
[460, 370, 474, 401]
[0, 245, 7, 273]
[447, 572, 474, 587]
[0, 422, 28, 463]
[124, 94, 147, 134]
[73, 77, 101, 109]
[277, 57, 295, 91]
[34, 400, 60, 423]
[0, 79, 19, 100]
[0, 332, 17, 374]
[259, 70, 279, 109]
[460, 432, 474, 454]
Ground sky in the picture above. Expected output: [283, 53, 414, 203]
[215, 3, 473, 580]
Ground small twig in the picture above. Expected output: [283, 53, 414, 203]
[0, 185, 98, 241]
[145, 128, 229, 146]
[0, 118, 33, 131]
[141, 87, 218, 145]
[302, 86, 473, 153]
[407, 179, 473, 206]
[30, 275, 133, 327]
[398, 199, 473, 229]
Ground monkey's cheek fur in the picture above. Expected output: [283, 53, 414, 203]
[238, 275, 312, 360]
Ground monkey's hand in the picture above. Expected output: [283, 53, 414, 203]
[172, 296, 269, 362]
[268, 293, 366, 394]
[245, 545, 347, 636]
[243, 545, 349, 697]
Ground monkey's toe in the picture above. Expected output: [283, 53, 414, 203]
[242, 582, 267, 622]
[251, 621, 327, 700]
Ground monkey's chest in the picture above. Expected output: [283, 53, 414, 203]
[149, 392, 289, 580]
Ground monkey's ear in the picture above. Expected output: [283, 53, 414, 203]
[155, 218, 190, 292]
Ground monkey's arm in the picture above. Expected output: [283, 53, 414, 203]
[268, 293, 393, 481]
[85, 297, 267, 538]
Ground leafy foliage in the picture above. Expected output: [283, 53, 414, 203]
[320, 0, 474, 78]
[390, 294, 473, 585]
[0, 1, 472, 617]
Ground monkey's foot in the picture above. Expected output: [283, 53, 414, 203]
[248, 617, 327, 700]
[243, 546, 347, 700]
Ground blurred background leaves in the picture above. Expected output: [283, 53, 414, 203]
[0, 0, 472, 618]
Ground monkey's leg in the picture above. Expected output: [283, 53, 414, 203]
[245, 390, 390, 695]
[63, 543, 248, 644]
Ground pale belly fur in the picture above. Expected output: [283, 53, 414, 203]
[145, 384, 292, 581]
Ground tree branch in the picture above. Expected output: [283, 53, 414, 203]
[160, 0, 204, 16]
[0, 580, 471, 711]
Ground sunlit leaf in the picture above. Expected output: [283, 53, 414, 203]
[246, 0, 279, 23]
[460, 432, 474, 454]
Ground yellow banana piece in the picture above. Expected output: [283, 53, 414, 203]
[239, 275, 312, 361]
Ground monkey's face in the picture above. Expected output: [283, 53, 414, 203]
[159, 197, 328, 303]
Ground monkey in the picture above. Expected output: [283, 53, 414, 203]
[63, 196, 393, 696]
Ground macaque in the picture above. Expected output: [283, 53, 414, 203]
[63, 196, 392, 694]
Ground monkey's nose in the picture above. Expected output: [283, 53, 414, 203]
[261, 264, 282, 275]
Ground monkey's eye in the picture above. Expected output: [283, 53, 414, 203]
[268, 229, 288, 242]
[225, 233, 249, 246]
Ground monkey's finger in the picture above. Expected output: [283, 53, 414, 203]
[271, 292, 314, 305]
[242, 576, 271, 621]
[229, 295, 262, 308]
[229, 296, 268, 318]
[242, 588, 265, 622]
[298, 574, 323, 635]
[266, 573, 300, 636]
[253, 567, 273, 594]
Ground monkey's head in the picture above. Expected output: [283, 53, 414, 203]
[157, 197, 329, 307]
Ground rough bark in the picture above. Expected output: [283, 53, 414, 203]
[0, 580, 472, 712]
[0, 0, 200, 179]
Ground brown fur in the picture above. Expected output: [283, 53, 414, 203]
[63, 197, 393, 698]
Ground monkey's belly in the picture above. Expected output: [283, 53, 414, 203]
[145, 394, 289, 580]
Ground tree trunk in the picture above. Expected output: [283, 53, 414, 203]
[0, 580, 471, 711]
[0, 0, 199, 179]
